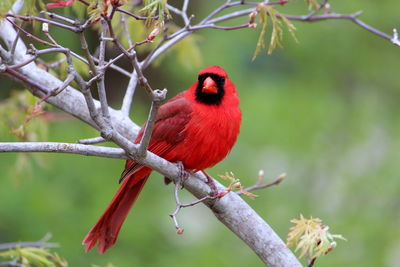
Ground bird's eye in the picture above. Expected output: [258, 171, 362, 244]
[220, 77, 225, 84]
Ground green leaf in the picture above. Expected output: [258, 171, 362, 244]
[279, 11, 298, 43]
[252, 4, 298, 59]
[141, 0, 171, 25]
[252, 4, 268, 60]
[0, 246, 68, 267]
[266, 5, 284, 55]
[287, 214, 346, 260]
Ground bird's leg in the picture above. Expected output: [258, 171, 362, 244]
[201, 170, 218, 197]
[165, 161, 189, 188]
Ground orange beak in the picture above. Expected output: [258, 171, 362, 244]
[202, 77, 218, 94]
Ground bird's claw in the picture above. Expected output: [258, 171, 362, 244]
[165, 161, 189, 188]
[175, 161, 189, 188]
[201, 170, 218, 197]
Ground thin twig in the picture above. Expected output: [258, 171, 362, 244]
[6, 14, 79, 33]
[207, 7, 393, 44]
[169, 176, 216, 234]
[189, 23, 252, 31]
[7, 47, 68, 70]
[10, 21, 23, 56]
[104, 14, 154, 97]
[41, 11, 77, 25]
[115, 7, 158, 20]
[120, 72, 138, 115]
[241, 172, 286, 194]
[283, 11, 392, 41]
[37, 73, 75, 104]
[137, 89, 167, 157]
[96, 18, 112, 128]
[78, 32, 97, 75]
[36, 57, 66, 69]
[167, 0, 190, 24]
[90, 52, 131, 77]
[182, 0, 190, 15]
[303, 0, 329, 20]
[78, 136, 106, 144]
[44, 31, 60, 46]
[6, 13, 130, 77]
[5, 18, 56, 47]
[120, 14, 133, 47]
[76, 25, 117, 140]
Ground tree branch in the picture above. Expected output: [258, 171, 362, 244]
[137, 89, 167, 157]
[120, 71, 138, 115]
[0, 142, 128, 159]
[283, 12, 393, 42]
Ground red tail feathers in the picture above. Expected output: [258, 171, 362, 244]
[83, 168, 151, 254]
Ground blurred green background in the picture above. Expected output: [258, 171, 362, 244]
[1, 0, 400, 266]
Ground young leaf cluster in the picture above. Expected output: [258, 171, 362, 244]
[219, 171, 258, 199]
[286, 214, 346, 260]
[0, 246, 67, 267]
[141, 0, 171, 24]
[253, 3, 297, 60]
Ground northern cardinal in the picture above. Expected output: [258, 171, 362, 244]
[83, 66, 242, 253]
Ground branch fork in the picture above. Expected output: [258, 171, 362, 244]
[391, 28, 400, 46]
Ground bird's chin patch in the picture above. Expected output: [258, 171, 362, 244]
[202, 86, 218, 94]
[195, 73, 226, 105]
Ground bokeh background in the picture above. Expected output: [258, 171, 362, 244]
[1, 0, 400, 266]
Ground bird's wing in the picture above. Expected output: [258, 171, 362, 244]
[120, 94, 192, 181]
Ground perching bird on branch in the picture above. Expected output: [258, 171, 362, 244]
[83, 66, 242, 253]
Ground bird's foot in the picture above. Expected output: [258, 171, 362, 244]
[165, 161, 189, 188]
[201, 170, 218, 197]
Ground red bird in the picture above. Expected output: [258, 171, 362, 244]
[83, 66, 242, 253]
